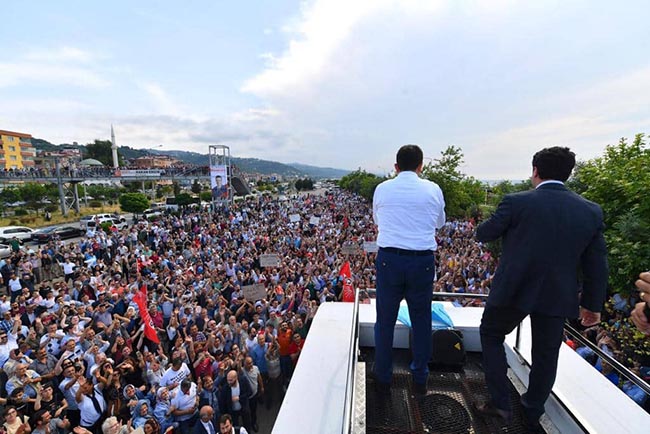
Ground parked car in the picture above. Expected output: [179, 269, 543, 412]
[0, 226, 35, 244]
[31, 226, 83, 243]
[0, 244, 13, 258]
[142, 209, 163, 220]
[80, 213, 125, 229]
[86, 217, 128, 231]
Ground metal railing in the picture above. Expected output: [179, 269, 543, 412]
[342, 288, 361, 434]
[343, 288, 649, 432]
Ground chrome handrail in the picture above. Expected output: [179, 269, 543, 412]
[563, 322, 650, 395]
[342, 288, 361, 434]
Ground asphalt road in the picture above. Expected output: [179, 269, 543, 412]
[22, 213, 134, 248]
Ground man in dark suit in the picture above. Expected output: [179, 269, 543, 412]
[218, 370, 252, 433]
[475, 147, 608, 431]
[194, 406, 217, 434]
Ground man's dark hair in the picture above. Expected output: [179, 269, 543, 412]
[396, 144, 424, 172]
[219, 413, 233, 425]
[32, 409, 47, 425]
[532, 146, 575, 182]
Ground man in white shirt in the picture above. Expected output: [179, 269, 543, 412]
[76, 375, 109, 434]
[160, 357, 191, 389]
[372, 144, 445, 396]
[171, 378, 199, 431]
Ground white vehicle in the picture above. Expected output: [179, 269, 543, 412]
[142, 208, 163, 220]
[0, 244, 13, 258]
[0, 226, 35, 244]
[80, 213, 124, 229]
[86, 217, 128, 231]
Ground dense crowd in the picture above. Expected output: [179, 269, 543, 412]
[0, 186, 646, 434]
[0, 189, 381, 434]
[0, 165, 208, 179]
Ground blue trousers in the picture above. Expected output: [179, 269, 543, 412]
[480, 305, 565, 423]
[374, 249, 434, 385]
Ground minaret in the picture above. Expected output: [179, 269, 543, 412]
[111, 124, 119, 168]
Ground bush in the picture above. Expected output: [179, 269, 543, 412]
[89, 201, 102, 208]
[8, 220, 16, 226]
[100, 222, 113, 232]
[44, 205, 58, 213]
[14, 209, 27, 216]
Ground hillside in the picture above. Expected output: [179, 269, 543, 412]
[31, 140, 348, 178]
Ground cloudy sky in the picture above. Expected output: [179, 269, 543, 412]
[2, 0, 649, 179]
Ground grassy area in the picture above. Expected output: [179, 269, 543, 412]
[0, 204, 122, 228]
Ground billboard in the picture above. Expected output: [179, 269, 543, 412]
[210, 165, 229, 200]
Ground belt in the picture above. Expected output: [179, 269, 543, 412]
[379, 247, 434, 256]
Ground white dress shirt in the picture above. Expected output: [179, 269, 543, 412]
[170, 382, 197, 421]
[373, 171, 446, 251]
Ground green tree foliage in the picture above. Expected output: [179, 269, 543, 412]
[191, 180, 203, 194]
[175, 193, 196, 208]
[85, 140, 124, 166]
[571, 134, 650, 293]
[338, 170, 384, 201]
[20, 183, 47, 215]
[199, 191, 212, 202]
[295, 178, 314, 191]
[119, 193, 150, 214]
[421, 146, 484, 218]
[85, 185, 122, 202]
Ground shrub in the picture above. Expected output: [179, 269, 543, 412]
[14, 209, 27, 216]
[89, 201, 103, 208]
[44, 205, 58, 213]
[100, 222, 113, 232]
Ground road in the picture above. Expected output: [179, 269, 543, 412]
[21, 213, 134, 250]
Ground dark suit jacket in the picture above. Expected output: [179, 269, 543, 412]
[193, 420, 215, 434]
[476, 183, 608, 318]
[218, 374, 252, 415]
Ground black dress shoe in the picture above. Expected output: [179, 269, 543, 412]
[472, 401, 512, 424]
[412, 382, 427, 397]
[523, 420, 546, 433]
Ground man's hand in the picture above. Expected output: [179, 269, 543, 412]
[579, 307, 601, 327]
[631, 301, 650, 335]
[635, 271, 650, 293]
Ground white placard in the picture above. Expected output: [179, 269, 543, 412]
[259, 254, 281, 267]
[363, 241, 378, 253]
[309, 216, 320, 225]
[242, 283, 267, 301]
[341, 244, 361, 255]
[289, 214, 300, 222]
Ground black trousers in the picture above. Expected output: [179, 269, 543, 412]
[479, 305, 565, 423]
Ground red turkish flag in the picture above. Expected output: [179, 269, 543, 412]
[339, 261, 351, 279]
[134, 285, 160, 344]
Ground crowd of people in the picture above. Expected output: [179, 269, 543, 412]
[0, 164, 208, 180]
[0, 183, 646, 434]
[0, 189, 384, 434]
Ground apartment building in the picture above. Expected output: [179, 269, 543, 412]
[0, 130, 36, 169]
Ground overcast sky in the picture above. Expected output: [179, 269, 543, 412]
[2, 0, 649, 179]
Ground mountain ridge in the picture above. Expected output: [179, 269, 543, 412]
[31, 139, 350, 179]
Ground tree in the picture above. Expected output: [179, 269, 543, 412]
[570, 134, 650, 294]
[199, 191, 212, 202]
[119, 193, 150, 215]
[175, 193, 195, 208]
[20, 183, 47, 215]
[173, 182, 181, 196]
[338, 170, 384, 201]
[191, 180, 202, 194]
[421, 146, 484, 218]
[85, 140, 124, 166]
